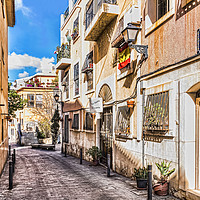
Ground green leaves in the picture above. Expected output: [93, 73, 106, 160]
[133, 167, 148, 179]
[155, 161, 175, 182]
[86, 146, 102, 161]
[51, 108, 60, 144]
[8, 82, 27, 117]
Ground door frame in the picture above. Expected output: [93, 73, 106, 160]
[195, 98, 200, 189]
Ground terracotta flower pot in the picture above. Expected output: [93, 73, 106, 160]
[153, 182, 169, 196]
[127, 100, 135, 108]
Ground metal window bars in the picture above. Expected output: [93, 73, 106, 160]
[85, 0, 117, 29]
[198, 29, 200, 54]
[56, 44, 71, 63]
[64, 7, 69, 21]
[143, 91, 169, 132]
[82, 51, 93, 73]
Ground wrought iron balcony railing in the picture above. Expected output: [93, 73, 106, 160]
[56, 44, 71, 63]
[64, 7, 69, 21]
[85, 0, 117, 29]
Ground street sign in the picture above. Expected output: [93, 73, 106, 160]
[89, 98, 103, 113]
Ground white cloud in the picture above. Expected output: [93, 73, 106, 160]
[15, 0, 31, 16]
[18, 71, 29, 78]
[9, 52, 55, 73]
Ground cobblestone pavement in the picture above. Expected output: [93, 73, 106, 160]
[0, 145, 178, 200]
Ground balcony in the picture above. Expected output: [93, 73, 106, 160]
[82, 51, 93, 73]
[85, 0, 119, 41]
[55, 44, 71, 70]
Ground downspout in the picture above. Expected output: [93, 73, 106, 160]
[178, 81, 180, 188]
[142, 88, 145, 167]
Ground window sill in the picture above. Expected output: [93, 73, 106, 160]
[73, 94, 80, 99]
[145, 9, 174, 36]
[85, 89, 94, 95]
[64, 98, 70, 102]
[83, 130, 96, 134]
[70, 129, 81, 132]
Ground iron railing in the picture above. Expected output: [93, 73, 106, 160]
[85, 0, 117, 29]
[56, 44, 71, 63]
[64, 7, 69, 21]
[143, 91, 169, 132]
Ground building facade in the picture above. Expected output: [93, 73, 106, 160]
[9, 73, 58, 145]
[57, 0, 200, 198]
[0, 0, 15, 175]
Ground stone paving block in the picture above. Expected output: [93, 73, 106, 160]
[0, 145, 180, 200]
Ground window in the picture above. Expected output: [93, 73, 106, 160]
[115, 106, 131, 136]
[62, 71, 69, 99]
[157, 0, 170, 20]
[146, 0, 170, 25]
[36, 94, 43, 108]
[72, 16, 79, 40]
[82, 51, 93, 91]
[84, 112, 93, 131]
[143, 91, 169, 131]
[86, 71, 93, 91]
[27, 94, 34, 108]
[72, 113, 79, 129]
[1, 0, 5, 18]
[74, 63, 79, 96]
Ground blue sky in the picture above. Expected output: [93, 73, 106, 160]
[8, 0, 68, 82]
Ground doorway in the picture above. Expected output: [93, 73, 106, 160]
[100, 107, 113, 168]
[64, 115, 69, 143]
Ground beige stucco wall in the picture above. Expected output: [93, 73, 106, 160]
[0, 0, 13, 174]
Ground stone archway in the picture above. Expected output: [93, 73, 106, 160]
[98, 84, 113, 166]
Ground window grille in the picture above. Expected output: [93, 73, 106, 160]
[72, 16, 79, 40]
[198, 29, 200, 54]
[115, 106, 131, 136]
[62, 71, 69, 99]
[143, 91, 169, 131]
[74, 63, 79, 96]
[36, 94, 43, 108]
[72, 113, 79, 130]
[27, 94, 34, 108]
[84, 112, 93, 131]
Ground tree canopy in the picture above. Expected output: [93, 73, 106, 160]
[8, 82, 27, 118]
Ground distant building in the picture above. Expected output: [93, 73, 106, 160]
[0, 0, 15, 175]
[9, 73, 58, 145]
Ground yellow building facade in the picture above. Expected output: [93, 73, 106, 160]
[0, 0, 15, 175]
[11, 74, 57, 145]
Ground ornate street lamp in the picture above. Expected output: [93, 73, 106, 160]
[121, 23, 148, 60]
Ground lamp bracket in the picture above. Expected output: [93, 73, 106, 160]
[129, 44, 148, 59]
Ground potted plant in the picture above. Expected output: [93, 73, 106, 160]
[153, 161, 175, 196]
[133, 167, 148, 189]
[86, 146, 102, 166]
[127, 100, 135, 108]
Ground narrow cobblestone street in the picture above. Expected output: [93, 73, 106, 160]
[0, 146, 178, 200]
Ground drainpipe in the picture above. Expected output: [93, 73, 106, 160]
[142, 88, 145, 167]
[178, 81, 180, 188]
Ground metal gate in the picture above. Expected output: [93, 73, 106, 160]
[100, 107, 113, 168]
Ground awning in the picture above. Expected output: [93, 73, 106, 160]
[62, 99, 83, 112]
